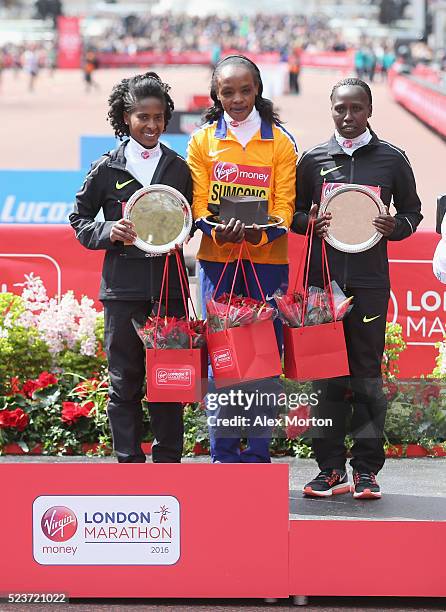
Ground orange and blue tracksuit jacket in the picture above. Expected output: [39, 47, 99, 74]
[187, 115, 298, 265]
[187, 114, 298, 353]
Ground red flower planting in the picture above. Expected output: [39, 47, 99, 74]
[20, 371, 58, 398]
[421, 384, 440, 405]
[0, 408, 29, 431]
[61, 401, 93, 425]
[74, 378, 107, 398]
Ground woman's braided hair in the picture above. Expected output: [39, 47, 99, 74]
[107, 71, 174, 139]
[204, 54, 281, 125]
[330, 77, 373, 105]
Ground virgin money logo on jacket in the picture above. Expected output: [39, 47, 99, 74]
[210, 163, 272, 203]
[213, 162, 239, 183]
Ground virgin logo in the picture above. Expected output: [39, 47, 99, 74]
[212, 348, 233, 370]
[41, 506, 78, 542]
[214, 162, 239, 183]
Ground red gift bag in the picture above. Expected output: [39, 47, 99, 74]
[283, 222, 350, 381]
[207, 242, 282, 389]
[146, 249, 208, 402]
[146, 346, 208, 403]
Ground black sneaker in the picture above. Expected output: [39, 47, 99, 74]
[352, 471, 381, 499]
[303, 469, 350, 497]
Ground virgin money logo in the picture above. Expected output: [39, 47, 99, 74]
[41, 506, 77, 542]
[155, 367, 193, 387]
[212, 348, 233, 370]
[213, 162, 239, 183]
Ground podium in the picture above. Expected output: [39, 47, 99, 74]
[1, 462, 445, 601]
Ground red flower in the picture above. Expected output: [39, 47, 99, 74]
[414, 409, 423, 421]
[286, 405, 311, 439]
[5, 377, 23, 397]
[21, 371, 58, 398]
[421, 384, 440, 405]
[7, 408, 29, 431]
[384, 382, 398, 400]
[37, 371, 58, 387]
[61, 401, 93, 425]
[22, 379, 42, 398]
[0, 408, 29, 431]
[0, 410, 11, 429]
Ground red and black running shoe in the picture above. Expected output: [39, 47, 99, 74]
[352, 471, 381, 499]
[303, 469, 350, 497]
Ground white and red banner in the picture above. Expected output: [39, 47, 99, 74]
[57, 16, 82, 69]
[389, 70, 446, 138]
[95, 49, 353, 70]
[1, 225, 444, 377]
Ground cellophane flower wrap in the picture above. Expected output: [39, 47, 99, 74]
[133, 317, 206, 349]
[206, 293, 276, 333]
[274, 281, 353, 328]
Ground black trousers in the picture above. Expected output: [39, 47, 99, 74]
[311, 288, 390, 474]
[103, 299, 185, 463]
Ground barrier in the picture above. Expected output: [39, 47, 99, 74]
[94, 49, 354, 70]
[389, 71, 446, 138]
[0, 464, 289, 598]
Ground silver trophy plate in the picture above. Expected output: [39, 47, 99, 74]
[123, 185, 192, 255]
[319, 184, 387, 253]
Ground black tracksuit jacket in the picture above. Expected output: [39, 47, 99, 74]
[69, 140, 193, 301]
[291, 131, 423, 289]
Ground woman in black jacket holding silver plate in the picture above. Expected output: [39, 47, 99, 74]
[70, 72, 192, 464]
[292, 78, 422, 499]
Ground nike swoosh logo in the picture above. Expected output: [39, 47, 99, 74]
[208, 147, 232, 158]
[363, 315, 381, 323]
[320, 165, 343, 177]
[116, 178, 135, 190]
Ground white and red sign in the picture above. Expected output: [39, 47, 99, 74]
[389, 70, 446, 138]
[154, 367, 194, 388]
[56, 16, 82, 69]
[211, 348, 234, 370]
[1, 225, 444, 377]
[33, 495, 180, 565]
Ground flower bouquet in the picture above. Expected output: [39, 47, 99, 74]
[206, 292, 281, 388]
[133, 316, 206, 349]
[206, 293, 276, 333]
[274, 281, 353, 328]
[134, 314, 208, 403]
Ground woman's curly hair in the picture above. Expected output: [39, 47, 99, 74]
[107, 71, 174, 139]
[204, 55, 281, 125]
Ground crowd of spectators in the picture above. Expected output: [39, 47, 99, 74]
[92, 12, 350, 55]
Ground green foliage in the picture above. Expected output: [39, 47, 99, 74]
[0, 294, 52, 394]
[183, 403, 209, 456]
[384, 380, 446, 445]
[382, 322, 406, 379]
